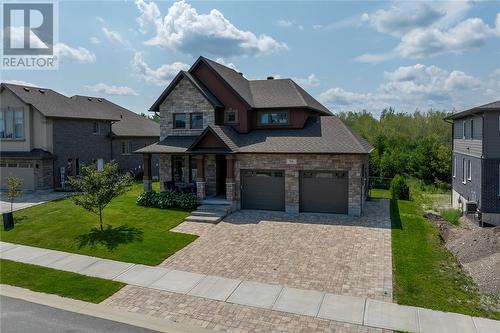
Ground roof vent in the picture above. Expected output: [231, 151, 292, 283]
[267, 76, 274, 80]
[87, 97, 92, 101]
[23, 87, 30, 92]
[38, 89, 45, 94]
[97, 98, 102, 102]
[238, 72, 243, 76]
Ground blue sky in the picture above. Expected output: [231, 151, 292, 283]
[3, 0, 500, 116]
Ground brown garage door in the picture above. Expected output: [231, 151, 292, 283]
[300, 171, 348, 214]
[241, 170, 285, 211]
[0, 163, 35, 191]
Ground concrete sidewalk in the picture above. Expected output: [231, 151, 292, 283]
[1, 241, 498, 333]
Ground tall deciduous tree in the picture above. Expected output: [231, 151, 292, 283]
[68, 161, 132, 231]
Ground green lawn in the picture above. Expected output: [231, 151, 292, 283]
[371, 188, 500, 320]
[0, 259, 124, 303]
[0, 183, 197, 265]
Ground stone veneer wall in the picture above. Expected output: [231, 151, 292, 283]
[233, 154, 366, 216]
[159, 77, 215, 140]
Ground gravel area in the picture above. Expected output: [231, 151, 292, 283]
[427, 213, 500, 295]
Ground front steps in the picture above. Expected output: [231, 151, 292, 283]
[184, 200, 233, 224]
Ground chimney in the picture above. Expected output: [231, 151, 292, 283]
[267, 76, 274, 80]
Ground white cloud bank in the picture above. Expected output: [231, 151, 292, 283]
[356, 1, 500, 61]
[83, 83, 138, 96]
[134, 0, 287, 57]
[318, 64, 499, 114]
[54, 43, 96, 63]
[131, 52, 189, 86]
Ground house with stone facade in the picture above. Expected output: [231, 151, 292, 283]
[0, 83, 159, 190]
[446, 101, 500, 226]
[137, 57, 373, 216]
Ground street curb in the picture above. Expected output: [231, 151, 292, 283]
[0, 284, 214, 333]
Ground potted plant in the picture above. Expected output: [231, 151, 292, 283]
[3, 176, 22, 230]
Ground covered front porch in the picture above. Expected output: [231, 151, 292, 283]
[142, 153, 236, 203]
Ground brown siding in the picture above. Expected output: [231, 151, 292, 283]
[196, 132, 226, 149]
[192, 63, 250, 133]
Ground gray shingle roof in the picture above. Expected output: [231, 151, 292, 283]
[70, 95, 159, 137]
[135, 136, 197, 154]
[138, 116, 373, 155]
[446, 100, 500, 120]
[194, 57, 332, 115]
[1, 83, 119, 121]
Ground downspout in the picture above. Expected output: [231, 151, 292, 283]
[444, 118, 453, 207]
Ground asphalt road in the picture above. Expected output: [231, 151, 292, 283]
[0, 296, 160, 333]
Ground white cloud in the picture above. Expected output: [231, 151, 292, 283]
[131, 52, 189, 86]
[54, 43, 96, 63]
[292, 73, 320, 88]
[214, 57, 240, 71]
[277, 19, 294, 28]
[83, 83, 138, 96]
[102, 27, 126, 45]
[357, 2, 500, 61]
[90, 37, 101, 44]
[318, 64, 499, 114]
[134, 0, 287, 57]
[313, 15, 366, 31]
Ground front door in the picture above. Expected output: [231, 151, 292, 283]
[216, 155, 226, 196]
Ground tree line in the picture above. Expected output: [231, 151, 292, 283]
[338, 108, 452, 187]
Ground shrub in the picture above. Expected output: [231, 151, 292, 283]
[136, 191, 157, 207]
[390, 175, 410, 200]
[156, 190, 177, 209]
[137, 190, 198, 211]
[175, 193, 199, 210]
[440, 208, 462, 225]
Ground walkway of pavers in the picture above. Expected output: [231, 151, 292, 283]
[1, 241, 498, 333]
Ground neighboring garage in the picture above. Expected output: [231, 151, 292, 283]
[300, 170, 348, 214]
[0, 162, 35, 191]
[241, 170, 285, 211]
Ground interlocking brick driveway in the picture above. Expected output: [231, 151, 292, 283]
[162, 199, 392, 301]
[104, 199, 392, 332]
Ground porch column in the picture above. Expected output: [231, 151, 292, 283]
[225, 155, 236, 202]
[143, 153, 152, 192]
[195, 155, 206, 200]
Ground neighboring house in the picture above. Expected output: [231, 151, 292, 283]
[0, 83, 159, 191]
[137, 57, 373, 216]
[446, 101, 500, 226]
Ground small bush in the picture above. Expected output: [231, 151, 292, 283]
[137, 190, 198, 211]
[440, 209, 462, 225]
[390, 175, 410, 200]
[156, 190, 177, 209]
[175, 193, 199, 210]
[136, 191, 157, 207]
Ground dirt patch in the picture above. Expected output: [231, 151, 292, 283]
[425, 212, 500, 296]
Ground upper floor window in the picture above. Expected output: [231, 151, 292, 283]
[190, 113, 203, 129]
[173, 113, 186, 129]
[0, 109, 24, 139]
[259, 111, 289, 125]
[462, 120, 466, 139]
[453, 156, 456, 178]
[121, 141, 132, 155]
[470, 119, 474, 139]
[224, 108, 238, 124]
[92, 121, 100, 134]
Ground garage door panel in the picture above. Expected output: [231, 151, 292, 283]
[241, 170, 285, 211]
[300, 171, 348, 214]
[0, 166, 35, 191]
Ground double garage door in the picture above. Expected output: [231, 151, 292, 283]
[241, 170, 348, 214]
